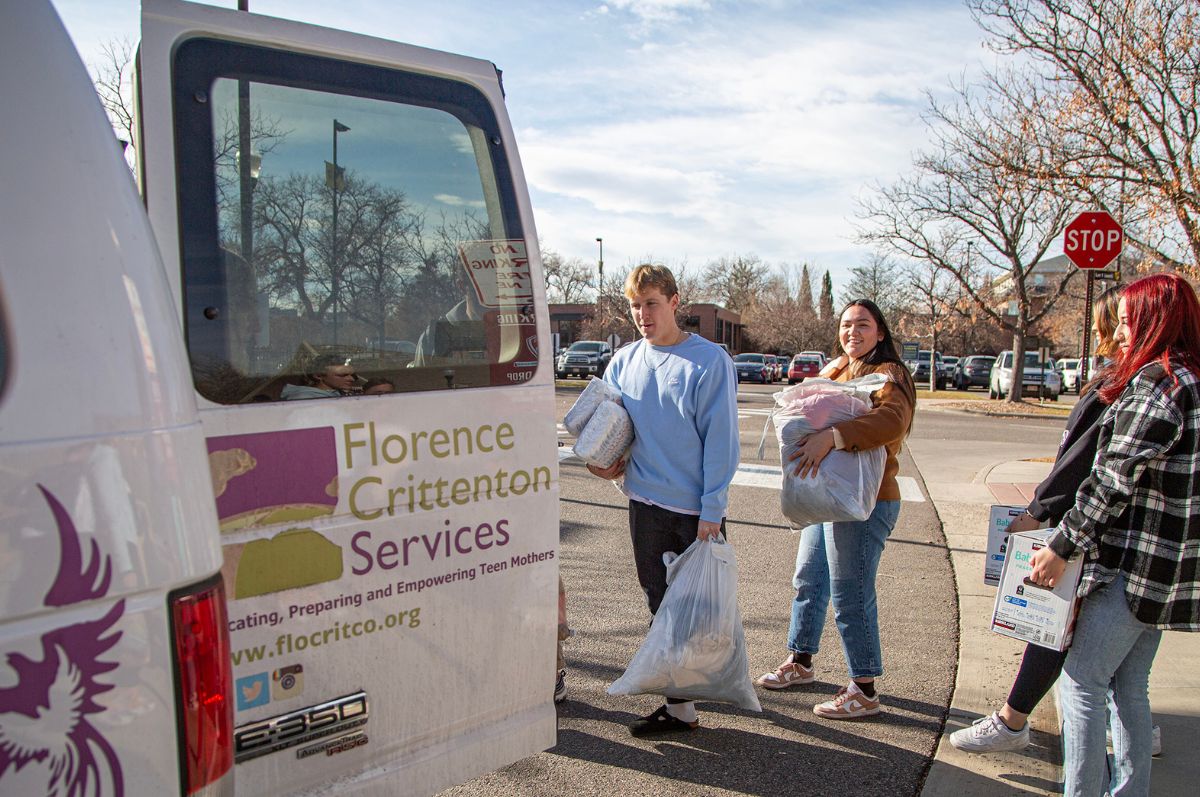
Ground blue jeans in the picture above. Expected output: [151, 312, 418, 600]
[1059, 575, 1161, 797]
[787, 500, 899, 679]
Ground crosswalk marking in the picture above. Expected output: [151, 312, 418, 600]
[896, 476, 924, 502]
[731, 463, 782, 489]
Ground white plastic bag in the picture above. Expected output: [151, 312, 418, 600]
[608, 539, 761, 711]
[763, 374, 888, 529]
[778, 421, 886, 528]
[573, 401, 634, 468]
[563, 378, 623, 436]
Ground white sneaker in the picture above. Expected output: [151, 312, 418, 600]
[1106, 724, 1162, 756]
[950, 712, 1030, 753]
[813, 681, 881, 719]
[755, 659, 815, 690]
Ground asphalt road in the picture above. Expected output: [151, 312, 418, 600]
[443, 383, 1064, 797]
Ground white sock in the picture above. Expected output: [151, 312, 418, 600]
[665, 702, 697, 723]
[994, 712, 1022, 734]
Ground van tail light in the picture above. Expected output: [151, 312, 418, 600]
[170, 575, 234, 795]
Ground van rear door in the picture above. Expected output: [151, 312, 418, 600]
[137, 1, 558, 794]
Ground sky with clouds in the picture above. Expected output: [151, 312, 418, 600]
[51, 0, 991, 291]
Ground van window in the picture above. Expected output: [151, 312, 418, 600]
[172, 40, 538, 403]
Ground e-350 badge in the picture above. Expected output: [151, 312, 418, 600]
[234, 691, 368, 763]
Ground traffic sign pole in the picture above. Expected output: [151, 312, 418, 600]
[1063, 211, 1122, 386]
[1080, 271, 1094, 384]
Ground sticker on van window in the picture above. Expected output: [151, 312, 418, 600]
[0, 486, 125, 796]
[457, 240, 533, 308]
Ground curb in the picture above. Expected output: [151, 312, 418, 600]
[921, 404, 1070, 421]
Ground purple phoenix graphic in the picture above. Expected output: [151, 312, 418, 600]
[0, 485, 125, 796]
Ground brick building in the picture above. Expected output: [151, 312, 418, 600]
[548, 302, 744, 353]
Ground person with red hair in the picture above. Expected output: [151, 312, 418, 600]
[1031, 273, 1200, 797]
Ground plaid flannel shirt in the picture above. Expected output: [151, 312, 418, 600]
[1048, 359, 1200, 630]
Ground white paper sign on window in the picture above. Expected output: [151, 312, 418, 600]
[458, 240, 533, 309]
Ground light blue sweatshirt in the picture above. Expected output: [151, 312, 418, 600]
[603, 334, 739, 523]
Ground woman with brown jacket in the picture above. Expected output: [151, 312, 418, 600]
[755, 299, 916, 719]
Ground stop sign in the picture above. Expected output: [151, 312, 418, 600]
[1063, 211, 1123, 269]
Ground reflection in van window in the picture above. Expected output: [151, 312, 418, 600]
[173, 43, 539, 403]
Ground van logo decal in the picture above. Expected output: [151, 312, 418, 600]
[208, 427, 339, 532]
[0, 486, 125, 796]
[236, 673, 271, 712]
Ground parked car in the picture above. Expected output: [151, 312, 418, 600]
[799, 350, 828, 366]
[908, 350, 947, 390]
[734, 353, 773, 384]
[1057, 358, 1081, 393]
[942, 355, 960, 374]
[789, 354, 823, 384]
[556, 340, 613, 378]
[953, 355, 996, 390]
[771, 354, 788, 382]
[990, 350, 1061, 400]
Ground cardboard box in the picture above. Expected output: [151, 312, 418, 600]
[986, 505, 1025, 586]
[991, 529, 1083, 652]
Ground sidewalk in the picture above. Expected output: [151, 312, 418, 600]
[912, 451, 1200, 795]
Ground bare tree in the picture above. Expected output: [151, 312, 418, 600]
[841, 252, 906, 320]
[701, 254, 769, 312]
[742, 272, 805, 353]
[859, 75, 1081, 402]
[542, 244, 595, 303]
[580, 263, 633, 343]
[91, 39, 135, 167]
[900, 260, 959, 390]
[339, 185, 419, 346]
[740, 264, 833, 353]
[970, 0, 1200, 276]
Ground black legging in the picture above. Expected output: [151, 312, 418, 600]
[1006, 642, 1069, 715]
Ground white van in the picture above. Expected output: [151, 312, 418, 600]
[1, 3, 231, 794]
[2, 1, 559, 795]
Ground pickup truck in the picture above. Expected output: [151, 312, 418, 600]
[556, 340, 613, 378]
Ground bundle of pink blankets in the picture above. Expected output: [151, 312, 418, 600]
[771, 375, 888, 528]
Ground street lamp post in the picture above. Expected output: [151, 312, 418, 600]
[330, 119, 350, 344]
[595, 236, 604, 328]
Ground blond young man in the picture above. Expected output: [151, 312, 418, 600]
[588, 264, 739, 736]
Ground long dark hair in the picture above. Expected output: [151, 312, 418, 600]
[1081, 284, 1122, 395]
[839, 298, 916, 432]
[1099, 274, 1200, 404]
[838, 299, 905, 368]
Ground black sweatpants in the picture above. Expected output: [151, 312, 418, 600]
[628, 499, 727, 617]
